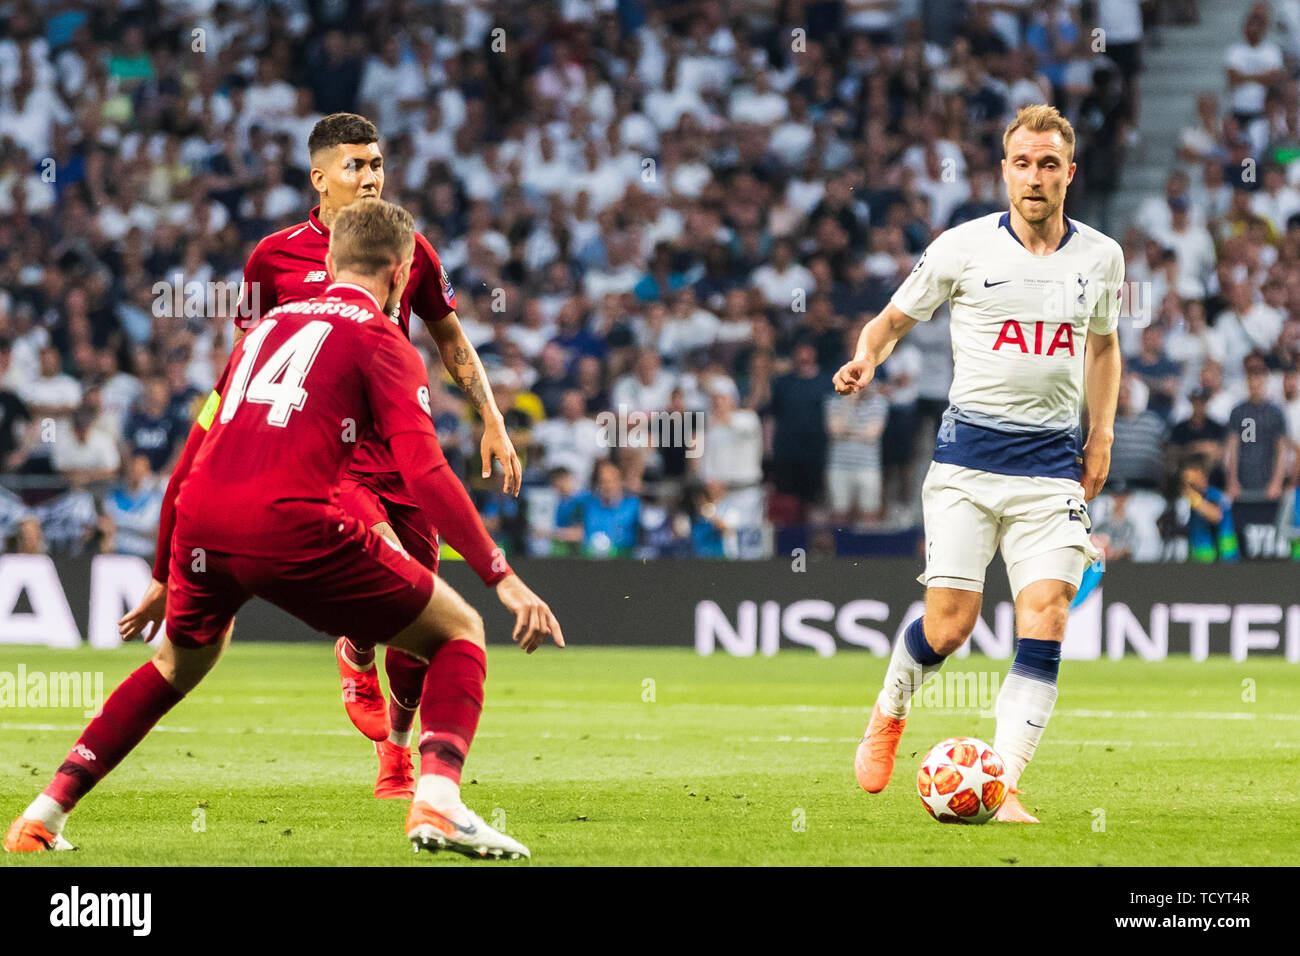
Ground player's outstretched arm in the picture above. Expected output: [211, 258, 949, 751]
[118, 418, 207, 642]
[494, 573, 566, 654]
[834, 302, 918, 395]
[1082, 329, 1121, 501]
[428, 312, 522, 496]
[120, 361, 233, 642]
[119, 578, 166, 643]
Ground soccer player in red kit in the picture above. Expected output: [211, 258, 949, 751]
[127, 114, 518, 801]
[5, 200, 562, 860]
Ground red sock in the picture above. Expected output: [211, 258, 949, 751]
[385, 646, 424, 735]
[417, 640, 485, 784]
[342, 637, 375, 668]
[43, 661, 184, 811]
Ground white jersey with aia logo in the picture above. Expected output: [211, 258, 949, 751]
[889, 211, 1123, 596]
[892, 211, 1123, 480]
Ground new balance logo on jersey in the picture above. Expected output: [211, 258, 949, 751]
[305, 270, 328, 282]
[992, 320, 1075, 356]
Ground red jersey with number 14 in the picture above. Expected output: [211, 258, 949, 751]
[235, 206, 457, 479]
[184, 283, 444, 557]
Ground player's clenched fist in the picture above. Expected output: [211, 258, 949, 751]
[495, 573, 566, 654]
[834, 357, 876, 395]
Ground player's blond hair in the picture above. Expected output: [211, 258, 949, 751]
[330, 198, 415, 276]
[1002, 104, 1076, 164]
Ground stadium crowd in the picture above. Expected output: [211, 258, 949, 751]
[2, 0, 1296, 564]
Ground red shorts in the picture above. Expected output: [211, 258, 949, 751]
[165, 510, 434, 648]
[338, 471, 440, 572]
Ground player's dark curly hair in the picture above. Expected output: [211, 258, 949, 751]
[308, 113, 379, 157]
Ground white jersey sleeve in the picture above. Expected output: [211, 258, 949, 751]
[890, 230, 962, 323]
[1090, 243, 1125, 336]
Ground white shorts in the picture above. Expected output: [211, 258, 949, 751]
[827, 466, 882, 514]
[919, 461, 1100, 597]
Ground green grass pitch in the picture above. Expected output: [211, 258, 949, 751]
[1, 643, 1296, 866]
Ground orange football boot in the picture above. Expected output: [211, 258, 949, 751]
[994, 788, 1040, 823]
[5, 817, 75, 852]
[374, 740, 416, 799]
[854, 702, 906, 793]
[406, 800, 530, 859]
[335, 637, 390, 742]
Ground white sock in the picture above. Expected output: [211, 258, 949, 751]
[877, 626, 947, 719]
[23, 794, 69, 835]
[415, 774, 460, 810]
[993, 671, 1059, 790]
[389, 726, 413, 748]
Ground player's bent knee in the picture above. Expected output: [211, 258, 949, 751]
[386, 578, 483, 658]
[923, 587, 982, 654]
[922, 615, 976, 655]
[451, 606, 486, 649]
[1016, 596, 1071, 642]
[152, 635, 225, 695]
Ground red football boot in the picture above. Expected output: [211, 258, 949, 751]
[374, 740, 416, 799]
[335, 638, 390, 742]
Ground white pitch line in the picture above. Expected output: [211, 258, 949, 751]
[0, 722, 504, 739]
[488, 700, 1300, 723]
[5, 723, 1295, 751]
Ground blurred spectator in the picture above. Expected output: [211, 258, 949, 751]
[1169, 387, 1229, 483]
[164, 355, 204, 438]
[1091, 482, 1163, 562]
[751, 239, 816, 310]
[531, 390, 602, 489]
[1225, 354, 1290, 511]
[53, 403, 120, 489]
[124, 378, 182, 474]
[699, 380, 763, 531]
[824, 383, 888, 527]
[1178, 453, 1239, 562]
[546, 467, 583, 557]
[770, 343, 833, 514]
[1129, 324, 1183, 421]
[562, 459, 641, 558]
[532, 343, 574, 418]
[879, 338, 922, 520]
[1110, 376, 1169, 491]
[611, 349, 675, 413]
[1155, 196, 1217, 300]
[0, 339, 31, 469]
[1224, 3, 1286, 128]
[19, 347, 81, 424]
[0, 485, 40, 554]
[100, 453, 164, 559]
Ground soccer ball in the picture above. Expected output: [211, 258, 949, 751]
[916, 737, 1007, 824]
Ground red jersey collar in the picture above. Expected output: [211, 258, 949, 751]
[325, 281, 383, 313]
[308, 206, 328, 235]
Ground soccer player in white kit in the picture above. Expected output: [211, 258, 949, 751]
[834, 105, 1124, 822]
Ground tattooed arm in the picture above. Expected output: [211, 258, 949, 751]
[426, 311, 523, 495]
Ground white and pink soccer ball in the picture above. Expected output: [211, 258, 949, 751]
[916, 737, 1008, 824]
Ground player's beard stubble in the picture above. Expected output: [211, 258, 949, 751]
[1013, 189, 1062, 225]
